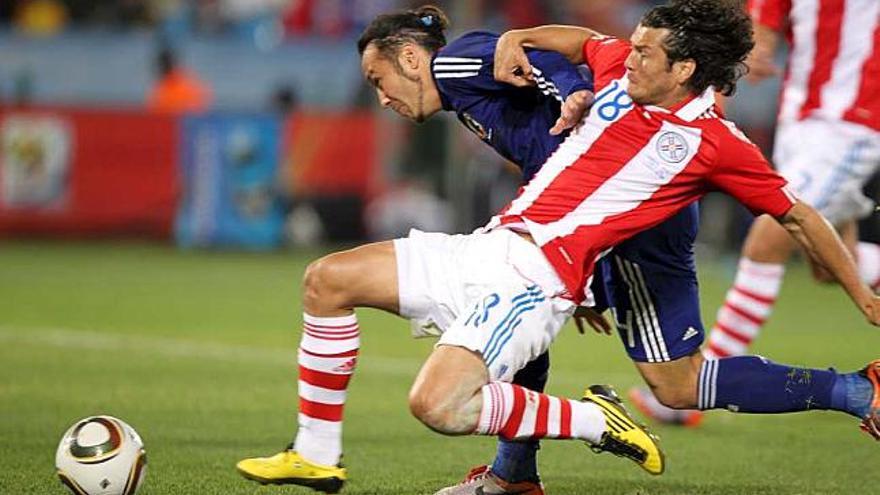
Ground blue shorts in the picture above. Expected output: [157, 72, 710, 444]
[595, 204, 704, 363]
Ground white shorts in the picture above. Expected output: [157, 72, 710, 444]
[774, 119, 880, 225]
[394, 229, 575, 382]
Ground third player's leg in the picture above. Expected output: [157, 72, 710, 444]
[741, 214, 798, 264]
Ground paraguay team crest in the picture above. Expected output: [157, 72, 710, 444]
[656, 131, 689, 163]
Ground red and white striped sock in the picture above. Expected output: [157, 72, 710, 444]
[475, 382, 605, 443]
[704, 258, 784, 360]
[857, 242, 880, 291]
[293, 313, 359, 467]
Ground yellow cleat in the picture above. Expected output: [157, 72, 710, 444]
[236, 448, 347, 493]
[582, 385, 666, 475]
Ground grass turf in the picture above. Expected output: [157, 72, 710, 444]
[1, 240, 879, 494]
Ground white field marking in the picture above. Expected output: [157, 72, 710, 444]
[0, 325, 637, 387]
[0, 325, 422, 376]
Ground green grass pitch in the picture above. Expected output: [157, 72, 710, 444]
[1, 240, 879, 494]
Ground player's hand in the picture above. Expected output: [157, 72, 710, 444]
[550, 89, 594, 135]
[572, 306, 613, 335]
[745, 47, 779, 84]
[861, 294, 880, 326]
[494, 31, 535, 87]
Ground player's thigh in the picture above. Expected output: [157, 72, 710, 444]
[393, 229, 475, 336]
[775, 119, 880, 225]
[305, 240, 399, 313]
[604, 254, 704, 364]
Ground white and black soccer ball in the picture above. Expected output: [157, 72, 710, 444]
[55, 416, 147, 495]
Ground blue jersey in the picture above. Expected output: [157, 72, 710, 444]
[432, 31, 593, 181]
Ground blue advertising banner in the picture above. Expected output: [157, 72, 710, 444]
[176, 113, 284, 249]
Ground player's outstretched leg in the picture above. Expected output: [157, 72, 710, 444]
[695, 356, 880, 438]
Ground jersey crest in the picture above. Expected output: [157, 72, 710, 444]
[460, 112, 492, 141]
[656, 131, 690, 163]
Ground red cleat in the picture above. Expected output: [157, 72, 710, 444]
[433, 465, 545, 495]
[859, 359, 880, 440]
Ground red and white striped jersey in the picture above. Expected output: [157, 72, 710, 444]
[748, 0, 880, 131]
[484, 37, 797, 304]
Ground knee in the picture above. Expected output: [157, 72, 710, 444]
[408, 388, 458, 434]
[302, 255, 351, 312]
[646, 367, 700, 409]
[742, 238, 784, 263]
[741, 217, 793, 263]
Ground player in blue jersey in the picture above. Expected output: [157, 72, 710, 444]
[355, 5, 702, 494]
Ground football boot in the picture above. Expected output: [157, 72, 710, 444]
[433, 465, 544, 495]
[236, 446, 346, 493]
[583, 385, 665, 475]
[859, 359, 880, 440]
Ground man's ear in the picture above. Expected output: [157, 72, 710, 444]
[674, 59, 697, 86]
[398, 43, 420, 71]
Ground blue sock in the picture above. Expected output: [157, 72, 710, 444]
[491, 352, 549, 483]
[829, 372, 874, 418]
[698, 356, 840, 413]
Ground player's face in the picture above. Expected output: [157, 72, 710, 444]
[624, 25, 693, 106]
[361, 44, 428, 122]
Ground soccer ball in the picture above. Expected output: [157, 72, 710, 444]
[55, 416, 147, 495]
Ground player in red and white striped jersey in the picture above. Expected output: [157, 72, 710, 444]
[703, 0, 880, 363]
[238, 2, 880, 490]
[490, 1, 880, 430]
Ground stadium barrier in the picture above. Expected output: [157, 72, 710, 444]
[0, 107, 377, 247]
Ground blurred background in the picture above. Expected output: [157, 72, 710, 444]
[0, 0, 876, 251]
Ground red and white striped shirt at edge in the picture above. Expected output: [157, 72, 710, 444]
[484, 37, 797, 305]
[748, 0, 880, 131]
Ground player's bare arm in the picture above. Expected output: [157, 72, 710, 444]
[494, 25, 601, 86]
[777, 201, 880, 324]
[492, 25, 598, 135]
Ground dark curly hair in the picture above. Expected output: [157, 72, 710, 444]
[641, 0, 754, 96]
[357, 5, 449, 58]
